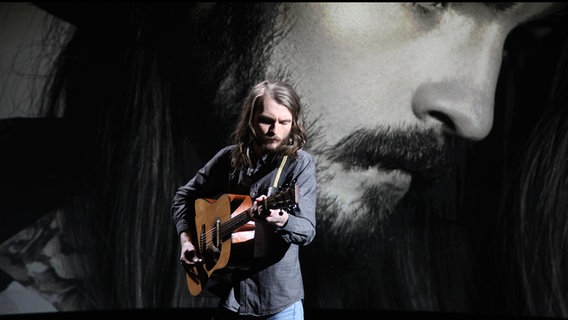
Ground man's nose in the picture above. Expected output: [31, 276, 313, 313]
[412, 80, 495, 141]
[411, 26, 506, 141]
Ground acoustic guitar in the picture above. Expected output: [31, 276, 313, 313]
[185, 184, 299, 296]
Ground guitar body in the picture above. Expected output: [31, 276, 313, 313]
[184, 185, 299, 296]
[186, 193, 253, 296]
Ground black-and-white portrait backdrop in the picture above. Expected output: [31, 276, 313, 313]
[1, 3, 568, 318]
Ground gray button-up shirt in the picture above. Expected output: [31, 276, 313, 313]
[172, 145, 317, 316]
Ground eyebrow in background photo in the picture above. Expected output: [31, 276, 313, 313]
[1, 2, 568, 319]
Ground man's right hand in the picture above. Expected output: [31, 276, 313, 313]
[179, 231, 203, 266]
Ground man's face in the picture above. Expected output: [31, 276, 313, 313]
[252, 95, 293, 153]
[264, 2, 561, 234]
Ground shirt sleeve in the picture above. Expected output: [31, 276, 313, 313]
[275, 150, 317, 246]
[171, 146, 231, 236]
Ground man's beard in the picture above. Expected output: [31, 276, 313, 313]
[300, 126, 458, 308]
[310, 126, 455, 251]
[257, 135, 287, 154]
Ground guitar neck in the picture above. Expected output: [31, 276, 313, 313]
[220, 209, 253, 241]
[217, 185, 297, 241]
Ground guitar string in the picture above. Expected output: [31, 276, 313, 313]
[201, 156, 289, 247]
[200, 194, 292, 246]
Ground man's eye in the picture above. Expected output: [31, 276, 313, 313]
[412, 2, 447, 15]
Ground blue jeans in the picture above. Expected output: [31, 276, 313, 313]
[213, 300, 304, 320]
[266, 300, 303, 320]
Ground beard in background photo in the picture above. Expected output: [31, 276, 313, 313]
[299, 123, 461, 309]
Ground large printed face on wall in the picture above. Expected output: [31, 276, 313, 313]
[261, 2, 561, 235]
[253, 3, 568, 309]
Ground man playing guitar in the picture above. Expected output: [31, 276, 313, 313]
[171, 80, 317, 320]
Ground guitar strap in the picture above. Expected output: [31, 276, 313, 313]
[267, 155, 288, 196]
[254, 155, 289, 258]
[273, 155, 288, 188]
